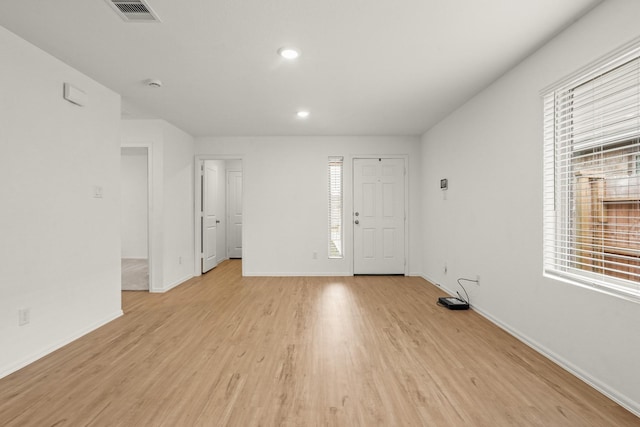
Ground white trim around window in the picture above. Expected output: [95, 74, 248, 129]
[543, 37, 640, 303]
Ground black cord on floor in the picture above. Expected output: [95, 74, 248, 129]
[436, 277, 477, 308]
[456, 278, 477, 305]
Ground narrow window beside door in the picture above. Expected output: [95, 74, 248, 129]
[328, 157, 343, 258]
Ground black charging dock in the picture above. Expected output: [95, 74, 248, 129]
[438, 297, 470, 310]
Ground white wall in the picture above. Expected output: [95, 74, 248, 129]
[120, 119, 195, 292]
[226, 159, 243, 172]
[161, 122, 196, 289]
[121, 147, 148, 259]
[421, 0, 640, 415]
[0, 26, 122, 377]
[196, 136, 422, 276]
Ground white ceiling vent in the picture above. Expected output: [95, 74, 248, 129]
[106, 0, 161, 22]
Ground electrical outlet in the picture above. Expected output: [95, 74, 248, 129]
[312, 251, 318, 260]
[18, 308, 30, 326]
[476, 275, 481, 286]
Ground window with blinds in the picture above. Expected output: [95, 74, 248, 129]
[328, 157, 343, 258]
[543, 40, 640, 302]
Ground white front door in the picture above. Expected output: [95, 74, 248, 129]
[202, 160, 219, 273]
[227, 170, 243, 258]
[353, 158, 405, 274]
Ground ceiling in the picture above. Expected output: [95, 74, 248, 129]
[0, 0, 601, 137]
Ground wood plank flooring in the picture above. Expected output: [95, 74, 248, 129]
[0, 260, 637, 426]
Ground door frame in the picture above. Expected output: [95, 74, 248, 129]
[120, 142, 156, 291]
[193, 155, 244, 277]
[351, 155, 409, 276]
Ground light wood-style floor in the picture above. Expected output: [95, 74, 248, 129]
[0, 260, 637, 426]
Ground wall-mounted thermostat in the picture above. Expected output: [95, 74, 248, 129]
[440, 179, 448, 190]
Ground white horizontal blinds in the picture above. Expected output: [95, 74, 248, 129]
[328, 157, 343, 258]
[559, 59, 640, 151]
[545, 51, 640, 300]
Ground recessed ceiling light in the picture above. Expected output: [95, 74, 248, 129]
[278, 47, 300, 60]
[297, 110, 310, 118]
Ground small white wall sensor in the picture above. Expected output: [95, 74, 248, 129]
[63, 83, 87, 106]
[145, 79, 163, 88]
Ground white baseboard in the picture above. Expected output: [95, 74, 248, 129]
[418, 274, 640, 418]
[420, 273, 450, 293]
[243, 272, 352, 277]
[151, 273, 194, 293]
[192, 257, 230, 278]
[0, 310, 123, 380]
[471, 303, 640, 418]
[244, 272, 422, 278]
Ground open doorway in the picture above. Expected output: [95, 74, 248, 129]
[195, 157, 243, 275]
[121, 146, 151, 290]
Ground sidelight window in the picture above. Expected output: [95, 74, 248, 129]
[328, 157, 343, 258]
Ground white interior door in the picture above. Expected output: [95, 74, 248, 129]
[353, 158, 405, 274]
[202, 160, 219, 273]
[227, 170, 243, 258]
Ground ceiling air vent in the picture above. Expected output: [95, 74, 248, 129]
[106, 0, 161, 22]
